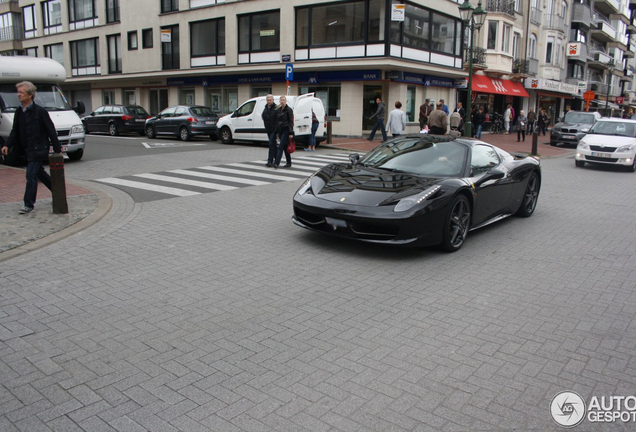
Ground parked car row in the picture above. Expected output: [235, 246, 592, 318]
[82, 93, 327, 146]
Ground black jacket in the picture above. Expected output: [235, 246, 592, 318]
[5, 102, 60, 162]
[276, 104, 294, 132]
[262, 102, 278, 134]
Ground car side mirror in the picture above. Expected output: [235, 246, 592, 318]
[90, 112, 95, 116]
[74, 101, 86, 115]
[474, 168, 505, 187]
[349, 153, 360, 165]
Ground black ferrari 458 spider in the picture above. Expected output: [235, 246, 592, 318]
[292, 135, 541, 252]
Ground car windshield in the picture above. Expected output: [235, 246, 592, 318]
[126, 106, 149, 115]
[564, 112, 596, 124]
[0, 83, 72, 112]
[190, 107, 216, 117]
[588, 121, 636, 137]
[358, 138, 468, 177]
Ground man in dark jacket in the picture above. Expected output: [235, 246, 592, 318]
[428, 102, 448, 135]
[367, 97, 388, 141]
[262, 94, 277, 167]
[1, 81, 61, 214]
[419, 98, 431, 130]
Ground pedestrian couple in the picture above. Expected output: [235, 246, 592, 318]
[1, 81, 61, 214]
[367, 97, 407, 141]
[263, 94, 294, 168]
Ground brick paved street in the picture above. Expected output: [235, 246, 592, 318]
[1, 143, 635, 431]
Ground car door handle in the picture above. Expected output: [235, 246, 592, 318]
[248, 119, 252, 121]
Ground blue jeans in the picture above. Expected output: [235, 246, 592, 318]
[275, 129, 291, 166]
[24, 160, 52, 208]
[267, 131, 277, 164]
[309, 122, 319, 147]
[476, 124, 482, 139]
[368, 118, 387, 141]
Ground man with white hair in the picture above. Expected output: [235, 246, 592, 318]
[1, 81, 61, 214]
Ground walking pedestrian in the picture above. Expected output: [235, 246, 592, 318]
[419, 98, 431, 130]
[527, 107, 536, 134]
[428, 102, 448, 135]
[509, 105, 516, 134]
[473, 107, 485, 139]
[386, 101, 407, 138]
[516, 110, 528, 142]
[305, 109, 319, 151]
[273, 95, 294, 168]
[0, 81, 61, 214]
[440, 99, 450, 116]
[455, 102, 466, 135]
[367, 97, 388, 141]
[262, 94, 277, 166]
[503, 104, 512, 135]
[538, 108, 549, 136]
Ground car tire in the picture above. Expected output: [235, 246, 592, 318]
[138, 131, 146, 136]
[83, 123, 90, 134]
[67, 149, 84, 161]
[575, 160, 585, 168]
[626, 158, 636, 172]
[146, 125, 156, 138]
[108, 123, 118, 136]
[550, 141, 557, 146]
[179, 127, 191, 141]
[209, 133, 218, 141]
[220, 126, 233, 144]
[516, 172, 540, 218]
[440, 194, 471, 253]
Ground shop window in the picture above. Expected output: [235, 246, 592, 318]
[300, 85, 341, 118]
[207, 87, 238, 114]
[161, 25, 179, 70]
[123, 89, 136, 105]
[238, 11, 279, 53]
[406, 86, 416, 123]
[252, 87, 272, 97]
[179, 89, 195, 105]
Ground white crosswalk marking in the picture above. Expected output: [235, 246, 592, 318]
[134, 173, 237, 191]
[95, 153, 364, 202]
[97, 178, 200, 197]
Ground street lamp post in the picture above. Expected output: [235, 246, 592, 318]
[458, 0, 487, 138]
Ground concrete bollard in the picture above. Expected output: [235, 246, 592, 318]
[531, 129, 538, 156]
[48, 153, 68, 214]
[327, 121, 332, 144]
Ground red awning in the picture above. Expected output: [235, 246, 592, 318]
[471, 75, 529, 98]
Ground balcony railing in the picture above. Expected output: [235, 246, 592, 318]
[464, 45, 487, 67]
[544, 14, 565, 32]
[0, 25, 23, 42]
[528, 58, 539, 75]
[0, 0, 19, 4]
[530, 7, 541, 25]
[512, 58, 529, 74]
[486, 0, 515, 17]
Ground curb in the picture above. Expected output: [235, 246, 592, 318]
[0, 182, 112, 263]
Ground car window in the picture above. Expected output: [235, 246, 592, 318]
[589, 121, 636, 137]
[93, 106, 104, 115]
[236, 101, 256, 117]
[471, 145, 500, 176]
[126, 106, 149, 115]
[174, 107, 187, 116]
[102, 106, 113, 114]
[112, 106, 123, 114]
[189, 106, 216, 117]
[159, 107, 176, 117]
[564, 112, 596, 124]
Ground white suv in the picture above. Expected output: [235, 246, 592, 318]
[216, 93, 326, 146]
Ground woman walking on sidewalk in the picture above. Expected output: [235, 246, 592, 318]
[385, 101, 406, 138]
[516, 110, 528, 142]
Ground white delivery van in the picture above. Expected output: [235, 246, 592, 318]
[0, 56, 86, 165]
[216, 93, 326, 146]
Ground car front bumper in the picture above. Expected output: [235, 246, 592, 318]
[551, 131, 586, 145]
[575, 149, 636, 166]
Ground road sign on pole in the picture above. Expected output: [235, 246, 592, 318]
[285, 63, 293, 81]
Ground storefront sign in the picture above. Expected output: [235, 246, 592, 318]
[616, 96, 625, 104]
[424, 75, 456, 88]
[391, 4, 405, 21]
[524, 78, 578, 95]
[455, 78, 468, 89]
[387, 71, 424, 84]
[167, 70, 382, 86]
[567, 42, 581, 57]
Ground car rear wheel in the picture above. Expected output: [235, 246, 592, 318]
[108, 123, 118, 136]
[220, 126, 233, 144]
[575, 160, 585, 168]
[146, 125, 156, 138]
[516, 173, 540, 217]
[179, 127, 191, 141]
[67, 149, 83, 161]
[440, 195, 470, 252]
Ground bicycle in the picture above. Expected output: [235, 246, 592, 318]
[489, 112, 505, 134]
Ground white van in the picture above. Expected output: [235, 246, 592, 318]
[0, 56, 86, 165]
[216, 93, 326, 146]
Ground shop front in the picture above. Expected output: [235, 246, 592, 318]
[469, 75, 529, 127]
[524, 78, 578, 125]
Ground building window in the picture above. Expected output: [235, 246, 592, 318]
[161, 0, 178, 13]
[512, 32, 520, 59]
[42, 0, 62, 34]
[567, 62, 583, 80]
[45, 43, 65, 66]
[487, 21, 497, 50]
[431, 12, 456, 54]
[406, 86, 416, 123]
[69, 0, 96, 23]
[190, 18, 225, 57]
[142, 28, 153, 48]
[25, 47, 38, 57]
[238, 11, 280, 53]
[161, 25, 179, 69]
[546, 36, 554, 64]
[501, 24, 511, 53]
[252, 87, 272, 97]
[300, 85, 341, 118]
[179, 89, 195, 105]
[23, 5, 36, 39]
[106, 0, 120, 23]
[123, 89, 136, 105]
[71, 37, 100, 75]
[0, 13, 20, 42]
[128, 31, 138, 50]
[107, 34, 121, 73]
[103, 89, 115, 105]
[528, 34, 537, 59]
[207, 87, 238, 114]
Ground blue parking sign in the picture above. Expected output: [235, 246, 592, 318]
[285, 63, 293, 81]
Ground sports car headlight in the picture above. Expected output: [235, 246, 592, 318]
[394, 185, 442, 213]
[618, 144, 634, 152]
[297, 177, 313, 196]
[577, 142, 589, 150]
[71, 124, 84, 134]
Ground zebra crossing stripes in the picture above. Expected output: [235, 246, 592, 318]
[94, 153, 360, 202]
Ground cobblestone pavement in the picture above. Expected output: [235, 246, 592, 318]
[3, 139, 633, 431]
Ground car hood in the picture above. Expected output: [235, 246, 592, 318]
[581, 134, 636, 147]
[555, 122, 593, 130]
[310, 164, 446, 207]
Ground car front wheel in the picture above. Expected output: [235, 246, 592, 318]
[575, 160, 585, 168]
[146, 125, 156, 138]
[220, 127, 233, 144]
[440, 195, 470, 252]
[67, 149, 84, 161]
[516, 173, 540, 217]
[626, 158, 636, 172]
